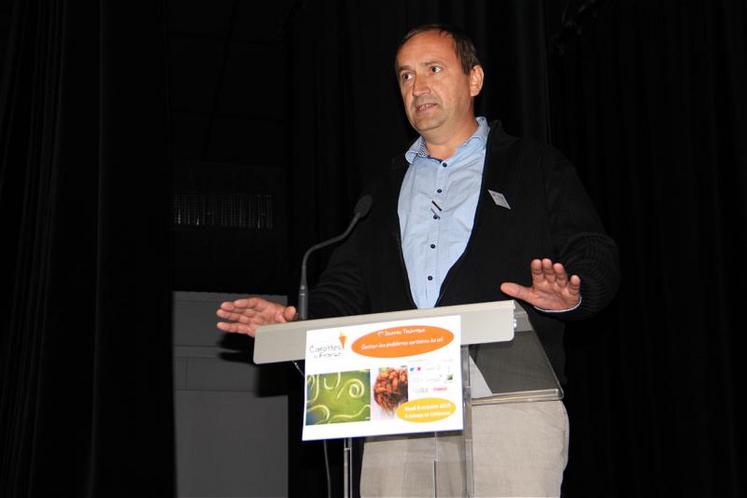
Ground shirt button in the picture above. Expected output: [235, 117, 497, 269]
[427, 276, 433, 281]
[430, 244, 436, 249]
[432, 214, 439, 220]
[442, 162, 447, 168]
[436, 189, 442, 193]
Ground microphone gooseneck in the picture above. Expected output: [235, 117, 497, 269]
[297, 194, 373, 320]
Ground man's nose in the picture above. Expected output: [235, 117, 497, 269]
[412, 75, 430, 96]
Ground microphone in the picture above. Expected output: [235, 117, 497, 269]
[297, 194, 373, 320]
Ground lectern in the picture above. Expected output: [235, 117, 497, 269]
[254, 300, 562, 497]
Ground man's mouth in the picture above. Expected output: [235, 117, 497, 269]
[415, 103, 437, 112]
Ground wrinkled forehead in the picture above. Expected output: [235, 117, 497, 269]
[395, 30, 458, 67]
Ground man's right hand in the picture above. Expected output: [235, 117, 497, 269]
[216, 297, 297, 337]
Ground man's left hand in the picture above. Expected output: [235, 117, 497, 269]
[500, 258, 581, 311]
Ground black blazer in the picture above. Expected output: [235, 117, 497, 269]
[310, 122, 619, 379]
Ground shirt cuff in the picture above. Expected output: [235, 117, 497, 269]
[534, 295, 582, 314]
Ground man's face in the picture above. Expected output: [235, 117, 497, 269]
[395, 31, 483, 138]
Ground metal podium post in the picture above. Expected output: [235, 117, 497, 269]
[343, 437, 353, 498]
[462, 345, 475, 498]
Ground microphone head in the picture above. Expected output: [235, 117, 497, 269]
[354, 194, 373, 218]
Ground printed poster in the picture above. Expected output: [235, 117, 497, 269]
[302, 315, 463, 441]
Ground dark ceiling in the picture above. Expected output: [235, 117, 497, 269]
[167, 0, 298, 165]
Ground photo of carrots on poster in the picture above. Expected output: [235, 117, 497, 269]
[373, 367, 408, 416]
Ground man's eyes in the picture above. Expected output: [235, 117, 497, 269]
[400, 66, 442, 82]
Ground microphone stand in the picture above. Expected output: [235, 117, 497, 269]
[295, 195, 372, 498]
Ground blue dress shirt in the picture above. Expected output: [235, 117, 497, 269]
[398, 117, 490, 309]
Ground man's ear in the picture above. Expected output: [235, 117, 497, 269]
[469, 64, 485, 97]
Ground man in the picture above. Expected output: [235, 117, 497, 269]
[218, 24, 619, 497]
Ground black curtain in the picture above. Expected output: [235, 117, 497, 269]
[0, 1, 174, 497]
[6, 0, 740, 496]
[550, 1, 747, 497]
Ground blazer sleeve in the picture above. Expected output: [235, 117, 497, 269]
[539, 145, 621, 320]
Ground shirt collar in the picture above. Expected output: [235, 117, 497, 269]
[405, 116, 490, 164]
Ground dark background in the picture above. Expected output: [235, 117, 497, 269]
[1, 0, 745, 497]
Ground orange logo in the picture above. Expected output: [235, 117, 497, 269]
[351, 325, 453, 358]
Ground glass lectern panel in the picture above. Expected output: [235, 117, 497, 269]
[430, 328, 562, 497]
